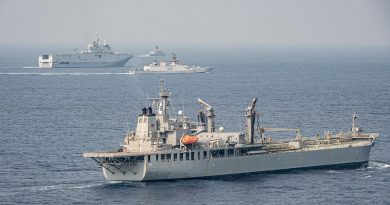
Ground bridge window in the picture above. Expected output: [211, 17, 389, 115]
[173, 153, 177, 161]
[180, 153, 183, 161]
[203, 151, 207, 159]
[191, 152, 194, 160]
[228, 149, 234, 157]
[211, 150, 217, 158]
[167, 154, 171, 161]
[218, 149, 225, 157]
[186, 152, 189, 160]
[156, 154, 159, 161]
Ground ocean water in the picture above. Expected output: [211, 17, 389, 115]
[0, 46, 389, 204]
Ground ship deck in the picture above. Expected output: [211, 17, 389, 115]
[83, 138, 373, 159]
[83, 151, 151, 158]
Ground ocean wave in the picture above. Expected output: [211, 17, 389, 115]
[70, 183, 105, 189]
[326, 170, 344, 174]
[31, 184, 67, 191]
[22, 66, 40, 69]
[367, 161, 390, 170]
[31, 182, 106, 192]
[105, 181, 146, 188]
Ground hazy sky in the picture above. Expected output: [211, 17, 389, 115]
[0, 0, 389, 47]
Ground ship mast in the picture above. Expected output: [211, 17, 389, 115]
[245, 98, 258, 144]
[352, 112, 357, 134]
[159, 80, 171, 121]
[96, 33, 100, 44]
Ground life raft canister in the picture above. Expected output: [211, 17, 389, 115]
[181, 134, 199, 145]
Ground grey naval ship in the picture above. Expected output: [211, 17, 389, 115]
[38, 35, 132, 68]
[140, 53, 211, 73]
[139, 46, 166, 57]
[83, 81, 378, 181]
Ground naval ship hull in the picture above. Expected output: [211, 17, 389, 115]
[39, 54, 132, 68]
[99, 142, 373, 182]
[84, 81, 378, 182]
[139, 67, 212, 74]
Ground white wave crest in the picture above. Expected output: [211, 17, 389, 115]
[368, 161, 390, 169]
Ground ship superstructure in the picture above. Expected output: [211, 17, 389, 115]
[139, 46, 166, 57]
[83, 81, 378, 181]
[38, 35, 132, 68]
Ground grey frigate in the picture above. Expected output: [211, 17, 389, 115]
[83, 81, 378, 181]
[38, 35, 132, 68]
[139, 53, 211, 73]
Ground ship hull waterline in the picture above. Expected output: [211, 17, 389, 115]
[136, 67, 212, 74]
[49, 57, 131, 68]
[98, 143, 372, 182]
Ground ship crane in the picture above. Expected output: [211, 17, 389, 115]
[197, 98, 215, 133]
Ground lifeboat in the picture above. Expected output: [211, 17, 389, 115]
[181, 135, 199, 145]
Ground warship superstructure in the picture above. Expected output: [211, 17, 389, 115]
[83, 81, 378, 181]
[38, 35, 132, 68]
[139, 46, 166, 57]
[141, 53, 211, 73]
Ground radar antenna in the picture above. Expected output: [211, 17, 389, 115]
[96, 33, 100, 44]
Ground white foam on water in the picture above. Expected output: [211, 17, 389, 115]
[326, 170, 343, 174]
[368, 161, 390, 170]
[31, 182, 106, 192]
[22, 66, 40, 69]
[70, 182, 105, 189]
[31, 184, 67, 191]
[107, 181, 146, 187]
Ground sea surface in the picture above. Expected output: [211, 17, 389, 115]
[0, 46, 389, 204]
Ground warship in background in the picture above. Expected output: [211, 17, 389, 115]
[83, 81, 378, 181]
[134, 53, 211, 73]
[138, 46, 166, 57]
[38, 35, 132, 68]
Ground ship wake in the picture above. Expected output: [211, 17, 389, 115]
[368, 161, 390, 170]
[31, 183, 105, 192]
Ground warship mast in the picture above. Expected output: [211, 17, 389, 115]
[159, 80, 171, 121]
[245, 98, 258, 144]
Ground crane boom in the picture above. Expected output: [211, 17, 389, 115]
[261, 128, 300, 132]
[197, 98, 212, 109]
[197, 98, 215, 132]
